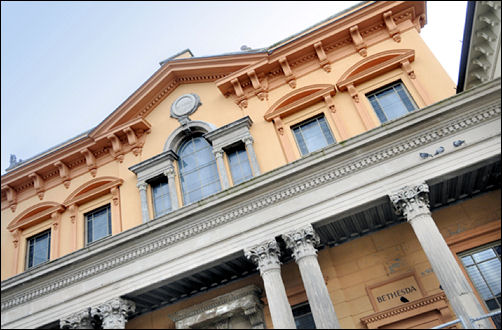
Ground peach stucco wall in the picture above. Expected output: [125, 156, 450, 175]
[1, 22, 456, 281]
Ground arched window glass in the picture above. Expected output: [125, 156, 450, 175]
[178, 136, 221, 204]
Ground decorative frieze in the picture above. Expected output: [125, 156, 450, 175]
[2, 97, 500, 311]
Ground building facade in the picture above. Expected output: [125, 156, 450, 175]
[1, 1, 500, 329]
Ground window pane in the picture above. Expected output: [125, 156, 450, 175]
[179, 136, 221, 204]
[27, 231, 51, 269]
[478, 259, 501, 295]
[472, 249, 496, 263]
[292, 115, 335, 156]
[461, 256, 474, 266]
[87, 205, 111, 243]
[367, 82, 416, 123]
[228, 148, 253, 185]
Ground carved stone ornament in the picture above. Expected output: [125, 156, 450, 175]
[282, 224, 320, 261]
[60, 309, 93, 329]
[170, 93, 201, 124]
[389, 183, 431, 222]
[169, 285, 265, 329]
[90, 298, 135, 329]
[244, 240, 281, 276]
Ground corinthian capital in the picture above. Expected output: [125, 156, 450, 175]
[282, 224, 320, 261]
[91, 298, 135, 329]
[244, 239, 281, 276]
[389, 183, 430, 222]
[60, 308, 93, 329]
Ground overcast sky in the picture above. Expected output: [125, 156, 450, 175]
[1, 1, 468, 175]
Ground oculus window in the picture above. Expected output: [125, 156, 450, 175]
[292, 114, 335, 156]
[86, 204, 112, 244]
[26, 229, 51, 269]
[459, 241, 501, 328]
[178, 135, 221, 204]
[292, 302, 315, 329]
[150, 176, 171, 217]
[227, 145, 253, 185]
[367, 81, 417, 123]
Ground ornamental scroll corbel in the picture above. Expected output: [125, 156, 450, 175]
[383, 11, 401, 42]
[349, 25, 367, 57]
[81, 148, 97, 177]
[279, 57, 297, 88]
[54, 160, 71, 189]
[29, 172, 45, 200]
[3, 184, 17, 212]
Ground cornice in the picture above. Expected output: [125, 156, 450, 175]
[2, 80, 499, 311]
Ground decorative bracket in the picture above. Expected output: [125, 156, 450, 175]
[123, 127, 145, 157]
[279, 57, 297, 88]
[314, 41, 331, 72]
[106, 133, 124, 163]
[347, 84, 360, 103]
[349, 25, 367, 57]
[323, 94, 336, 113]
[2, 185, 17, 212]
[272, 117, 284, 136]
[247, 69, 268, 101]
[231, 78, 248, 109]
[383, 11, 401, 42]
[29, 172, 45, 200]
[81, 148, 97, 177]
[69, 203, 78, 224]
[54, 160, 71, 189]
[400, 59, 416, 79]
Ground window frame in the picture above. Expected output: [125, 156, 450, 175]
[458, 241, 501, 321]
[149, 175, 172, 217]
[25, 229, 51, 270]
[366, 80, 418, 124]
[291, 113, 336, 156]
[225, 143, 253, 186]
[178, 135, 221, 205]
[292, 301, 315, 329]
[85, 203, 112, 245]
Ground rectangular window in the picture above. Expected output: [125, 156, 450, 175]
[459, 241, 501, 328]
[367, 81, 417, 123]
[292, 114, 335, 156]
[26, 229, 51, 269]
[292, 302, 315, 329]
[151, 176, 171, 217]
[227, 146, 253, 185]
[85, 204, 112, 244]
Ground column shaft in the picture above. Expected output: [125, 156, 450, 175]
[283, 225, 340, 329]
[137, 183, 149, 223]
[164, 165, 179, 211]
[214, 149, 230, 189]
[244, 137, 261, 176]
[410, 214, 492, 329]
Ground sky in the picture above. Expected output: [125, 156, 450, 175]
[1, 1, 468, 176]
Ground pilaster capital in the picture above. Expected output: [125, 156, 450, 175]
[243, 136, 254, 145]
[213, 148, 224, 159]
[136, 181, 148, 192]
[164, 165, 176, 178]
[60, 308, 93, 329]
[244, 239, 281, 276]
[282, 224, 320, 262]
[90, 298, 135, 329]
[389, 183, 431, 222]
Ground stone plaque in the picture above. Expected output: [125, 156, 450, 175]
[366, 272, 426, 311]
[170, 93, 201, 119]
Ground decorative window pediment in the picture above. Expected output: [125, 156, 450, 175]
[264, 84, 336, 121]
[7, 202, 64, 232]
[337, 49, 415, 91]
[63, 176, 123, 207]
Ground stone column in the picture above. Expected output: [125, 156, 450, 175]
[283, 225, 340, 329]
[245, 240, 296, 329]
[91, 298, 135, 329]
[164, 163, 179, 211]
[390, 183, 492, 329]
[243, 136, 261, 176]
[136, 181, 149, 223]
[213, 148, 230, 189]
[60, 308, 93, 329]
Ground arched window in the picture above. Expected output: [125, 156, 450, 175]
[178, 135, 221, 204]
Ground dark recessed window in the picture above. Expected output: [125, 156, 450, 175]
[292, 114, 335, 156]
[366, 81, 417, 123]
[86, 204, 112, 244]
[227, 145, 253, 185]
[178, 135, 221, 204]
[459, 241, 501, 328]
[150, 176, 171, 217]
[292, 302, 316, 329]
[26, 229, 51, 269]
